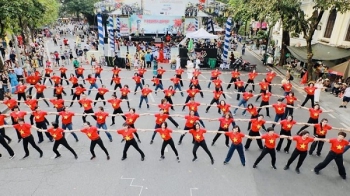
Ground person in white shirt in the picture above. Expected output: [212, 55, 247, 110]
[195, 58, 200, 69]
[176, 55, 181, 69]
[339, 85, 350, 108]
[14, 65, 24, 82]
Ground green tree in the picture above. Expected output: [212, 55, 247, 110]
[62, 0, 99, 24]
[295, 0, 350, 81]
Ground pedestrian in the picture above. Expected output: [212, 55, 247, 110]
[80, 121, 110, 160]
[139, 84, 152, 109]
[205, 88, 226, 113]
[301, 82, 317, 108]
[58, 106, 79, 142]
[117, 123, 145, 161]
[244, 114, 267, 150]
[47, 122, 78, 159]
[223, 125, 247, 166]
[251, 127, 288, 169]
[108, 94, 126, 126]
[156, 122, 180, 162]
[314, 131, 349, 180]
[284, 130, 321, 174]
[178, 110, 200, 145]
[94, 85, 109, 106]
[275, 115, 297, 153]
[95, 106, 113, 142]
[210, 112, 235, 147]
[190, 122, 214, 165]
[13, 118, 43, 159]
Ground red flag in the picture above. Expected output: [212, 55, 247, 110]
[300, 72, 307, 84]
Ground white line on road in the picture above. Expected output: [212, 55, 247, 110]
[120, 176, 144, 196]
[149, 93, 155, 103]
[200, 74, 207, 80]
[328, 113, 336, 119]
[341, 123, 349, 128]
[190, 188, 198, 196]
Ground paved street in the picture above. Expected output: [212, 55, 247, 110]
[0, 33, 350, 196]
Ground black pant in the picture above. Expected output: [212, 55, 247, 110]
[276, 129, 292, 151]
[247, 115, 259, 131]
[236, 87, 245, 100]
[82, 109, 96, 123]
[255, 90, 267, 102]
[53, 137, 77, 157]
[205, 98, 220, 113]
[36, 93, 50, 106]
[71, 83, 78, 95]
[43, 74, 53, 85]
[0, 127, 11, 142]
[257, 101, 270, 116]
[245, 131, 263, 149]
[0, 135, 14, 156]
[314, 151, 346, 177]
[60, 73, 69, 85]
[212, 127, 229, 146]
[194, 84, 204, 97]
[176, 74, 183, 87]
[164, 112, 179, 127]
[244, 79, 255, 91]
[286, 148, 307, 169]
[90, 138, 109, 157]
[114, 83, 122, 90]
[283, 104, 294, 119]
[309, 135, 325, 155]
[254, 147, 276, 166]
[227, 77, 237, 90]
[111, 108, 126, 124]
[94, 93, 106, 106]
[55, 108, 64, 124]
[165, 96, 174, 110]
[122, 138, 145, 158]
[161, 138, 178, 156]
[182, 96, 192, 110]
[151, 124, 162, 141]
[178, 126, 194, 143]
[22, 135, 43, 156]
[193, 140, 213, 160]
[301, 95, 315, 108]
[36, 121, 53, 142]
[12, 120, 21, 140]
[17, 93, 26, 103]
[70, 94, 81, 107]
[121, 95, 130, 108]
[297, 118, 318, 135]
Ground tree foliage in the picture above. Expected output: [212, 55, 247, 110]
[61, 0, 99, 23]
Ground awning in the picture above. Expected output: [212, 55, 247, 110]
[328, 60, 350, 78]
[287, 43, 350, 62]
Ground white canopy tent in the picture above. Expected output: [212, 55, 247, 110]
[179, 28, 218, 46]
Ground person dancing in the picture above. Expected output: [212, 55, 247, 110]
[58, 106, 79, 142]
[157, 99, 179, 128]
[275, 115, 297, 153]
[170, 75, 184, 96]
[47, 122, 78, 159]
[244, 114, 267, 150]
[120, 85, 131, 109]
[132, 73, 143, 95]
[111, 74, 122, 90]
[190, 122, 214, 165]
[69, 84, 86, 107]
[95, 106, 113, 142]
[108, 94, 126, 126]
[156, 122, 180, 162]
[150, 109, 169, 144]
[296, 104, 332, 134]
[117, 123, 145, 161]
[223, 125, 247, 166]
[189, 76, 204, 98]
[94, 85, 109, 106]
[210, 112, 235, 147]
[163, 86, 176, 110]
[300, 82, 317, 108]
[80, 121, 110, 160]
[182, 85, 200, 109]
[34, 82, 50, 106]
[226, 68, 240, 90]
[69, 73, 79, 95]
[123, 108, 144, 142]
[177, 110, 200, 145]
[244, 69, 258, 91]
[139, 84, 152, 109]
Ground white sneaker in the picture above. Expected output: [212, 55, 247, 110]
[9, 154, 16, 160]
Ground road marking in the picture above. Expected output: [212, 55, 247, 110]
[120, 176, 144, 196]
[149, 94, 155, 103]
[200, 74, 207, 80]
[341, 123, 349, 128]
[328, 113, 336, 119]
[225, 94, 232, 99]
[190, 188, 198, 196]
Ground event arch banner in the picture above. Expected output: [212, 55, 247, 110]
[143, 0, 205, 16]
[129, 15, 183, 34]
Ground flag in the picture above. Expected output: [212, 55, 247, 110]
[300, 72, 308, 84]
[187, 39, 194, 52]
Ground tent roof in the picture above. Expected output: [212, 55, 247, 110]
[287, 43, 350, 62]
[185, 28, 218, 39]
[328, 60, 350, 78]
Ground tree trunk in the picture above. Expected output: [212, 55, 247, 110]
[278, 30, 290, 67]
[306, 39, 314, 82]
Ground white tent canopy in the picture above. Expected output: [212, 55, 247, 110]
[185, 28, 219, 39]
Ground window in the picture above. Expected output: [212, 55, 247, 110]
[324, 9, 337, 38]
[345, 23, 350, 41]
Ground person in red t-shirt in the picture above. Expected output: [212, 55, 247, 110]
[234, 77, 245, 100]
[108, 94, 126, 126]
[297, 104, 332, 134]
[75, 65, 85, 84]
[16, 81, 27, 103]
[283, 92, 297, 118]
[189, 123, 214, 165]
[123, 108, 142, 142]
[301, 82, 317, 108]
[152, 76, 164, 93]
[53, 83, 67, 100]
[32, 106, 53, 143]
[265, 70, 277, 92]
[281, 80, 293, 96]
[163, 86, 176, 110]
[257, 89, 272, 117]
[284, 130, 320, 173]
[0, 117, 15, 158]
[58, 106, 79, 142]
[171, 74, 184, 96]
[314, 131, 349, 179]
[43, 67, 53, 85]
[70, 84, 86, 107]
[2, 96, 18, 111]
[175, 67, 184, 87]
[51, 73, 62, 88]
[210, 112, 236, 147]
[246, 103, 259, 130]
[244, 114, 267, 150]
[111, 74, 122, 90]
[13, 118, 43, 159]
[34, 82, 50, 107]
[223, 125, 248, 166]
[251, 127, 288, 169]
[183, 85, 200, 108]
[94, 65, 103, 84]
[59, 65, 69, 85]
[156, 98, 179, 128]
[177, 110, 200, 145]
[181, 98, 205, 128]
[132, 73, 143, 95]
[80, 122, 110, 160]
[156, 122, 180, 162]
[275, 115, 297, 153]
[69, 73, 79, 95]
[207, 68, 221, 88]
[86, 74, 99, 95]
[227, 68, 240, 90]
[139, 84, 152, 109]
[189, 76, 204, 98]
[308, 118, 342, 156]
[150, 109, 169, 144]
[137, 65, 146, 85]
[255, 79, 269, 102]
[233, 90, 255, 116]
[120, 85, 131, 109]
[95, 106, 113, 142]
[10, 106, 28, 142]
[270, 98, 291, 128]
[244, 69, 258, 91]
[117, 123, 145, 161]
[94, 84, 109, 106]
[205, 88, 226, 113]
[48, 122, 78, 159]
[79, 95, 97, 123]
[26, 73, 41, 96]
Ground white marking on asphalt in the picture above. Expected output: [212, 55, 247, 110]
[341, 123, 349, 128]
[200, 75, 207, 80]
[120, 176, 144, 196]
[165, 147, 168, 152]
[149, 94, 155, 103]
[328, 113, 336, 119]
[190, 188, 198, 196]
[225, 94, 232, 99]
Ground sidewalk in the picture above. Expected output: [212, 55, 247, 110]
[248, 47, 350, 127]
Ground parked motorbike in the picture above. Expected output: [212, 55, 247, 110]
[230, 57, 243, 70]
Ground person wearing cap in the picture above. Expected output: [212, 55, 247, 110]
[314, 131, 349, 179]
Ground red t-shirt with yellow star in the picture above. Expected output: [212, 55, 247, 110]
[13, 123, 31, 138]
[48, 127, 64, 140]
[185, 115, 200, 128]
[79, 99, 93, 110]
[81, 126, 99, 140]
[59, 111, 75, 125]
[154, 113, 169, 125]
[261, 133, 280, 149]
[158, 103, 172, 113]
[189, 129, 206, 142]
[108, 98, 122, 109]
[250, 119, 265, 132]
[280, 120, 296, 131]
[218, 104, 231, 113]
[155, 128, 172, 141]
[33, 111, 48, 123]
[308, 108, 322, 120]
[186, 102, 200, 112]
[272, 103, 287, 115]
[95, 111, 109, 124]
[219, 118, 233, 129]
[293, 136, 314, 151]
[226, 132, 245, 145]
[329, 138, 349, 154]
[314, 124, 332, 136]
[117, 128, 136, 141]
[124, 113, 140, 125]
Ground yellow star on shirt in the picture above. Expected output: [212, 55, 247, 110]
[277, 107, 282, 111]
[191, 107, 195, 110]
[37, 88, 41, 91]
[54, 104, 58, 108]
[128, 119, 133, 122]
[113, 103, 117, 107]
[125, 136, 131, 141]
[83, 104, 88, 107]
[87, 133, 91, 137]
[287, 124, 292, 128]
[300, 143, 306, 149]
[99, 116, 103, 119]
[224, 124, 228, 128]
[337, 145, 343, 150]
[64, 116, 68, 119]
[320, 130, 325, 135]
[7, 104, 10, 107]
[195, 134, 201, 140]
[233, 138, 238, 143]
[257, 125, 261, 129]
[36, 116, 40, 119]
[20, 130, 24, 134]
[190, 120, 194, 124]
[53, 134, 57, 138]
[159, 118, 163, 122]
[269, 139, 274, 144]
[313, 113, 318, 117]
[161, 134, 166, 138]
